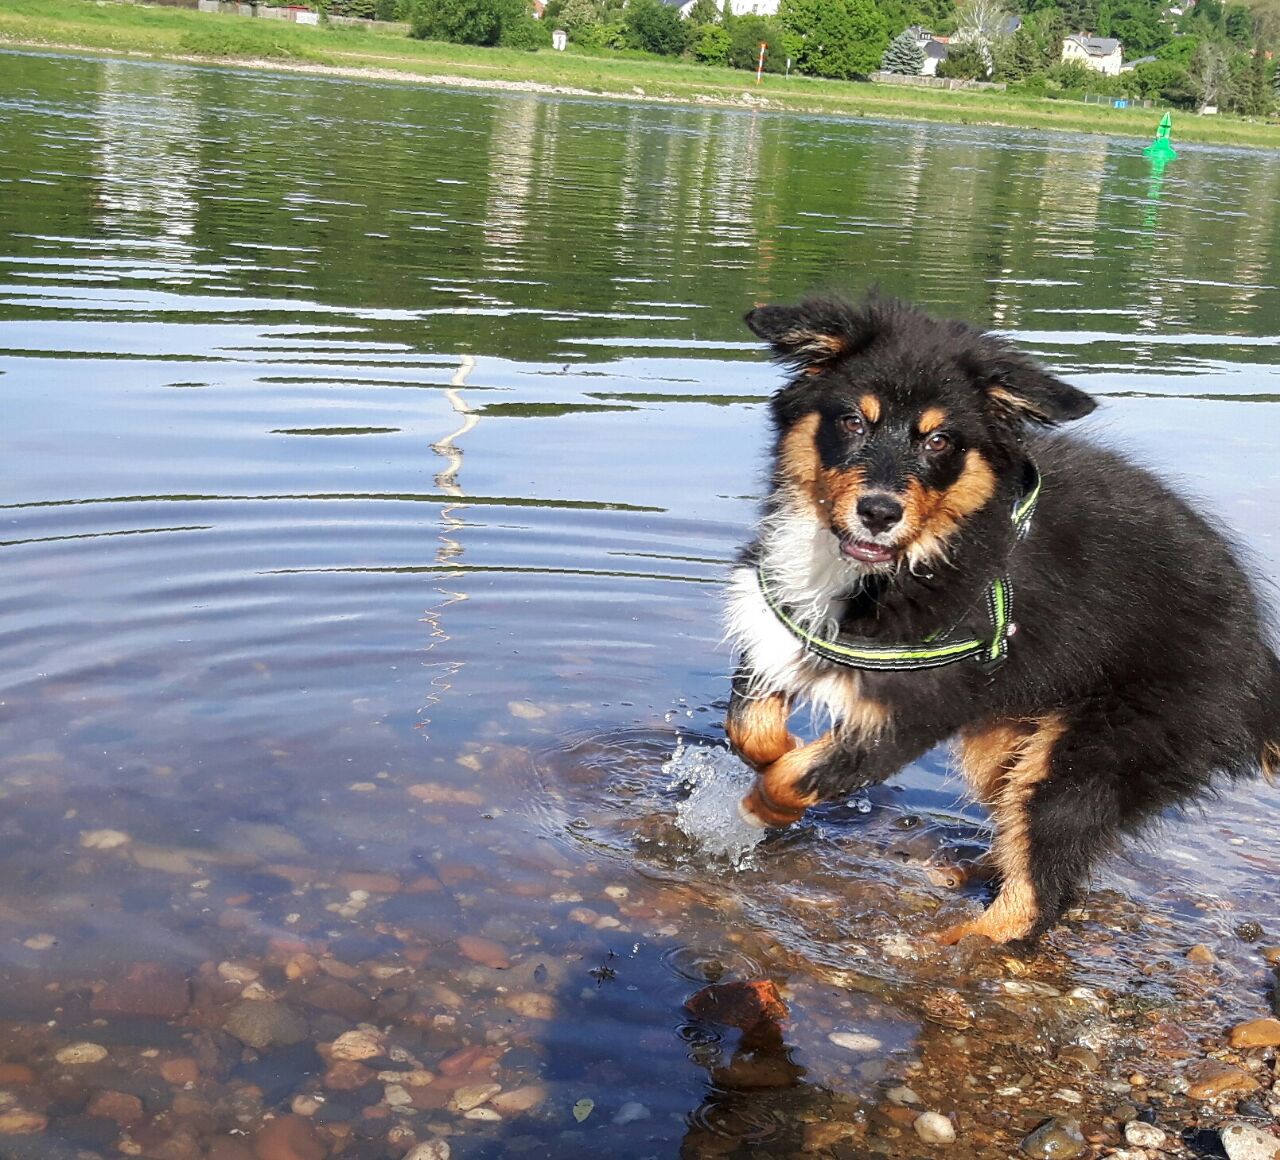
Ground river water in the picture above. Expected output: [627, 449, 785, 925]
[1, 46, 1279, 1160]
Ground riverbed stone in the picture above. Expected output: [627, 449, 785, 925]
[1222, 1123, 1280, 1160]
[1185, 1059, 1260, 1099]
[0, 1110, 47, 1134]
[404, 1143, 451, 1160]
[54, 1042, 108, 1065]
[913, 1111, 956, 1145]
[450, 1083, 501, 1112]
[93, 962, 191, 1018]
[1020, 1118, 1087, 1158]
[1124, 1121, 1167, 1148]
[251, 1114, 327, 1160]
[87, 1089, 144, 1125]
[1230, 1019, 1280, 1048]
[224, 1000, 308, 1050]
[329, 1029, 383, 1062]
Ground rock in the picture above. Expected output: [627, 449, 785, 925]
[464, 1107, 501, 1121]
[224, 1001, 308, 1050]
[252, 1114, 327, 1160]
[93, 962, 191, 1018]
[208, 1141, 257, 1160]
[323, 1061, 375, 1091]
[457, 935, 510, 969]
[87, 1090, 144, 1125]
[1185, 1060, 1261, 1100]
[218, 961, 261, 984]
[1124, 1122, 1167, 1148]
[54, 1042, 108, 1065]
[300, 979, 373, 1022]
[384, 1084, 413, 1108]
[1056, 1046, 1100, 1073]
[887, 1086, 921, 1105]
[161, 1057, 200, 1085]
[1187, 944, 1217, 964]
[404, 1143, 451, 1160]
[450, 1083, 501, 1112]
[914, 1111, 956, 1145]
[329, 1030, 383, 1062]
[337, 872, 400, 895]
[613, 1100, 651, 1125]
[80, 828, 130, 849]
[490, 1085, 547, 1115]
[1021, 1118, 1087, 1159]
[504, 992, 556, 1020]
[684, 980, 788, 1030]
[407, 784, 483, 807]
[0, 1064, 36, 1084]
[1222, 1122, 1280, 1160]
[507, 700, 546, 720]
[0, 1110, 47, 1134]
[828, 1031, 881, 1052]
[1230, 1019, 1280, 1048]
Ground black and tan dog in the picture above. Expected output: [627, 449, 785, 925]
[725, 293, 1280, 945]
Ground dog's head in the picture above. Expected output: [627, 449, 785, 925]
[746, 294, 1096, 573]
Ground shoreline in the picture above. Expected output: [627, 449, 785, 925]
[2, 6, 1279, 149]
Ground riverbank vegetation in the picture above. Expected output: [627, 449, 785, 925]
[1, 0, 1277, 145]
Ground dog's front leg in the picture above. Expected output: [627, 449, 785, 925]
[725, 669, 798, 770]
[739, 733, 837, 826]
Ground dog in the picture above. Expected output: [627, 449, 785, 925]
[724, 294, 1280, 945]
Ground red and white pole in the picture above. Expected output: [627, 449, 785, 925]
[756, 42, 766, 84]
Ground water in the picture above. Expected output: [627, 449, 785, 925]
[2, 45, 1280, 1159]
[666, 740, 765, 868]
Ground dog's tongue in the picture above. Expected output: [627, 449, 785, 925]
[841, 538, 896, 564]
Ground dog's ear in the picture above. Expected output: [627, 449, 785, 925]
[744, 298, 878, 374]
[975, 344, 1096, 427]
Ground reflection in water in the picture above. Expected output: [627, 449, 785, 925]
[1, 46, 1280, 1160]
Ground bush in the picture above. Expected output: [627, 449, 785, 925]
[1047, 58, 1095, 89]
[623, 0, 687, 53]
[728, 14, 786, 71]
[779, 0, 888, 78]
[409, 0, 525, 44]
[936, 40, 987, 78]
[690, 21, 732, 64]
[500, 12, 550, 46]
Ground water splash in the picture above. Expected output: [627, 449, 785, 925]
[664, 739, 766, 868]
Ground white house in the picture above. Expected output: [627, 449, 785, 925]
[1061, 34, 1123, 75]
[670, 0, 779, 16]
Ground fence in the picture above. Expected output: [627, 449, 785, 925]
[194, 0, 409, 32]
[1082, 93, 1157, 108]
[870, 71, 1007, 92]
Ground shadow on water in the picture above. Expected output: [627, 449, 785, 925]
[1, 44, 1279, 1160]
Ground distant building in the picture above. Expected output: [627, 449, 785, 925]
[666, 0, 779, 15]
[922, 39, 949, 75]
[1120, 54, 1158, 71]
[1061, 34, 1123, 75]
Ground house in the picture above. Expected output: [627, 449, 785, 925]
[1120, 54, 1158, 71]
[666, 0, 779, 16]
[922, 38, 949, 76]
[1061, 34, 1123, 75]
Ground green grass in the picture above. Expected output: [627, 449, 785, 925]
[2, 0, 1278, 147]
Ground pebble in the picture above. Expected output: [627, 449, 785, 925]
[450, 1083, 501, 1112]
[490, 1085, 547, 1115]
[0, 1110, 48, 1134]
[887, 1086, 922, 1105]
[87, 1090, 144, 1125]
[614, 1101, 651, 1125]
[291, 1094, 324, 1116]
[1186, 944, 1217, 964]
[80, 828, 131, 849]
[383, 1084, 413, 1107]
[1020, 1117, 1087, 1158]
[251, 1114, 326, 1160]
[913, 1111, 956, 1145]
[464, 1107, 502, 1121]
[457, 935, 510, 969]
[329, 1029, 383, 1062]
[54, 1042, 108, 1065]
[404, 1144, 451, 1160]
[1221, 1122, 1280, 1160]
[1185, 1059, 1261, 1100]
[218, 960, 261, 984]
[22, 933, 56, 950]
[507, 700, 546, 719]
[1056, 1046, 1100, 1073]
[224, 1000, 308, 1050]
[1230, 1019, 1280, 1048]
[1124, 1122, 1168, 1148]
[504, 992, 555, 1019]
[828, 1031, 882, 1052]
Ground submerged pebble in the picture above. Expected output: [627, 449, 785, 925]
[1021, 1118, 1087, 1159]
[913, 1111, 956, 1145]
[1221, 1122, 1280, 1160]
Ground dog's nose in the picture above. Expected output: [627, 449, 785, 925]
[856, 493, 904, 534]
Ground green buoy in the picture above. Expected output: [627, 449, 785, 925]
[1143, 112, 1177, 161]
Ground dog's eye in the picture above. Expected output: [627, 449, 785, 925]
[923, 432, 951, 454]
[839, 414, 866, 437]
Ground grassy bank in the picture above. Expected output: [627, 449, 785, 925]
[2, 0, 1278, 147]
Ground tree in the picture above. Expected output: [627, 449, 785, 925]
[1224, 3, 1253, 43]
[558, 0, 599, 32]
[881, 28, 926, 72]
[687, 0, 720, 24]
[409, 0, 524, 43]
[1125, 58, 1198, 104]
[728, 14, 787, 69]
[691, 20, 733, 60]
[994, 26, 1044, 78]
[937, 39, 989, 75]
[624, 0, 688, 53]
[779, 0, 890, 77]
[1190, 40, 1231, 105]
[951, 0, 1012, 75]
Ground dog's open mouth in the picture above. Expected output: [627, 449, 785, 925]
[840, 538, 898, 565]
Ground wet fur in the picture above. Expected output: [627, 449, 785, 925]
[725, 294, 1280, 945]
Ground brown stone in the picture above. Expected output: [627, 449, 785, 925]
[87, 1089, 145, 1125]
[0, 1110, 47, 1134]
[684, 979, 789, 1030]
[337, 872, 401, 895]
[490, 1084, 547, 1115]
[161, 1057, 201, 1086]
[91, 962, 191, 1018]
[1186, 944, 1217, 965]
[438, 1045, 487, 1076]
[457, 935, 509, 969]
[323, 1061, 376, 1091]
[1184, 1059, 1260, 1100]
[252, 1114, 328, 1160]
[299, 979, 373, 1021]
[0, 1063, 36, 1085]
[207, 1141, 257, 1160]
[1229, 1018, 1280, 1049]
